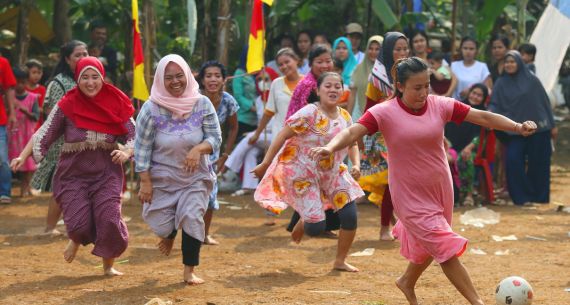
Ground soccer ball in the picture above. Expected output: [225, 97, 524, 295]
[495, 276, 534, 305]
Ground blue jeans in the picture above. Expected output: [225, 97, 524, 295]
[0, 126, 11, 197]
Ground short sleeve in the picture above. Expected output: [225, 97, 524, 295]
[479, 62, 490, 80]
[450, 100, 471, 125]
[265, 80, 278, 113]
[357, 111, 379, 135]
[285, 104, 315, 134]
[0, 58, 16, 90]
[224, 92, 240, 116]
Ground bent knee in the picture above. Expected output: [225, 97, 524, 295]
[304, 221, 326, 237]
[339, 202, 358, 230]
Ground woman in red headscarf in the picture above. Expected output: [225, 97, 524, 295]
[11, 57, 135, 276]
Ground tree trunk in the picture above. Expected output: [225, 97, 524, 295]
[450, 0, 457, 59]
[216, 0, 231, 66]
[53, 0, 71, 46]
[201, 0, 212, 62]
[16, 0, 32, 66]
[123, 8, 133, 92]
[142, 0, 156, 88]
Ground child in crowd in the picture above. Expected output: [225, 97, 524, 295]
[518, 43, 537, 73]
[428, 51, 452, 96]
[8, 68, 40, 196]
[25, 59, 46, 130]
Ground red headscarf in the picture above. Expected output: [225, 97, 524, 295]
[58, 56, 134, 135]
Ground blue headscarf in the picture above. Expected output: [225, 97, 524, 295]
[332, 37, 357, 85]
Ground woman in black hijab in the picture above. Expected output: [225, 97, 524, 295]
[489, 50, 556, 205]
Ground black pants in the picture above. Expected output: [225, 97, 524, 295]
[168, 229, 202, 266]
[286, 202, 357, 236]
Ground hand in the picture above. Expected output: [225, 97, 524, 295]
[138, 180, 153, 204]
[184, 147, 201, 172]
[251, 162, 269, 179]
[248, 133, 260, 145]
[10, 157, 24, 172]
[517, 121, 537, 137]
[460, 147, 472, 160]
[111, 150, 130, 164]
[551, 127, 558, 141]
[8, 114, 16, 127]
[308, 146, 333, 160]
[350, 166, 361, 180]
[216, 154, 228, 174]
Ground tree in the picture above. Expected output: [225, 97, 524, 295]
[53, 0, 71, 46]
[216, 0, 232, 66]
[15, 0, 33, 66]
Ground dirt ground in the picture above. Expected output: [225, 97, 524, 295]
[1, 120, 570, 305]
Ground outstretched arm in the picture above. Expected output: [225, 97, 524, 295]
[309, 124, 369, 159]
[251, 126, 296, 178]
[464, 108, 536, 136]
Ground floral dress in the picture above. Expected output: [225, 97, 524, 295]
[254, 104, 364, 223]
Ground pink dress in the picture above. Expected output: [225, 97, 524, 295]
[8, 92, 39, 171]
[359, 95, 470, 264]
[255, 104, 364, 223]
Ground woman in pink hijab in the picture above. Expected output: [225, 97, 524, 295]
[134, 54, 222, 285]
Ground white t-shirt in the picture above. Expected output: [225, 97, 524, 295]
[265, 76, 296, 136]
[451, 60, 490, 99]
[354, 51, 365, 64]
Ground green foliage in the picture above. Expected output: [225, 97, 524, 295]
[371, 0, 399, 29]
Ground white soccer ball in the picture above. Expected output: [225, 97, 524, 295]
[495, 276, 534, 305]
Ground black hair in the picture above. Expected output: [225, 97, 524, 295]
[313, 32, 330, 44]
[308, 44, 332, 67]
[458, 36, 479, 60]
[308, 72, 343, 104]
[89, 20, 106, 32]
[275, 33, 295, 46]
[316, 71, 343, 88]
[427, 51, 444, 62]
[410, 30, 429, 47]
[13, 67, 28, 81]
[390, 57, 428, 98]
[490, 34, 510, 49]
[466, 83, 489, 109]
[51, 40, 87, 80]
[297, 30, 313, 43]
[518, 43, 537, 57]
[25, 59, 43, 70]
[197, 60, 227, 89]
[333, 58, 344, 71]
[459, 36, 479, 49]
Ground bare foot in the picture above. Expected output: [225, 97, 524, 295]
[103, 258, 124, 276]
[104, 267, 124, 276]
[63, 240, 79, 263]
[291, 219, 304, 244]
[333, 261, 359, 272]
[184, 266, 205, 285]
[43, 228, 63, 237]
[321, 230, 338, 239]
[396, 276, 418, 305]
[264, 217, 276, 226]
[380, 226, 395, 241]
[158, 238, 175, 256]
[203, 235, 219, 245]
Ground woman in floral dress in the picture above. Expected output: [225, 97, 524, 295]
[252, 72, 363, 272]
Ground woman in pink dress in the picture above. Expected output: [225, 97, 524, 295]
[252, 72, 364, 272]
[309, 57, 536, 305]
